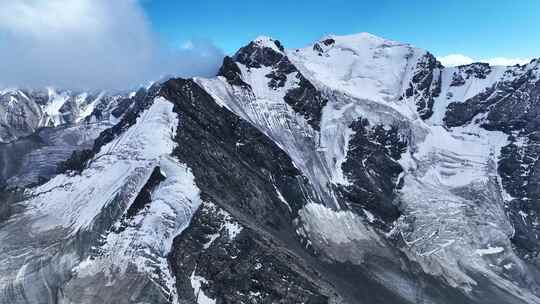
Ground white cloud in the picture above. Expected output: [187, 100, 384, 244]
[437, 54, 474, 67]
[181, 40, 195, 50]
[0, 0, 224, 90]
[438, 53, 531, 67]
[482, 57, 532, 66]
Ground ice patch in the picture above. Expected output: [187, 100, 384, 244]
[298, 203, 372, 244]
[224, 221, 242, 240]
[253, 36, 282, 53]
[476, 247, 504, 256]
[190, 270, 216, 304]
[288, 32, 422, 119]
[200, 202, 244, 249]
[273, 183, 292, 212]
[44, 88, 70, 126]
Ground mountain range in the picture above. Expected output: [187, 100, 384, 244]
[0, 32, 539, 304]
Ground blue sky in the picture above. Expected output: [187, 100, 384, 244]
[142, 0, 539, 61]
[0, 0, 537, 89]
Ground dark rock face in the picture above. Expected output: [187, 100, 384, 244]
[169, 202, 328, 304]
[160, 78, 314, 221]
[313, 42, 324, 54]
[449, 63, 492, 87]
[466, 63, 492, 79]
[125, 166, 166, 219]
[444, 66, 534, 129]
[266, 58, 296, 89]
[0, 188, 24, 224]
[322, 38, 335, 46]
[234, 40, 285, 69]
[283, 74, 327, 130]
[444, 62, 540, 261]
[159, 78, 475, 304]
[313, 39, 335, 55]
[109, 97, 134, 119]
[90, 95, 133, 121]
[217, 56, 251, 88]
[444, 86, 497, 127]
[57, 148, 95, 173]
[499, 139, 540, 255]
[403, 52, 442, 120]
[159, 78, 334, 302]
[338, 118, 407, 225]
[450, 72, 466, 87]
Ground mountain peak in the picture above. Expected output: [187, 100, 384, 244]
[233, 36, 286, 68]
[251, 35, 284, 53]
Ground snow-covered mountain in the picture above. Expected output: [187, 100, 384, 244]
[1, 33, 539, 304]
[0, 88, 138, 188]
[0, 88, 115, 143]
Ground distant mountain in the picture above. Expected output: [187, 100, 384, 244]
[0, 88, 104, 143]
[0, 33, 539, 304]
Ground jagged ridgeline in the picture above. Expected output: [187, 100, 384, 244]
[1, 33, 540, 304]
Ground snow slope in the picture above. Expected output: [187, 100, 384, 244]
[0, 97, 202, 304]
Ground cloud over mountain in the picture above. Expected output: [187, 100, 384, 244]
[438, 53, 531, 67]
[0, 0, 224, 90]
